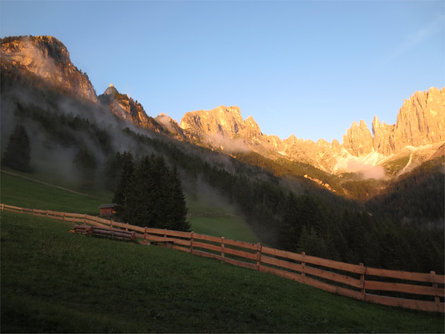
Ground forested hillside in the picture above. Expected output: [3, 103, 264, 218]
[1, 36, 443, 274]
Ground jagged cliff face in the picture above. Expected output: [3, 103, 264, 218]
[342, 120, 374, 156]
[370, 87, 445, 155]
[372, 116, 395, 155]
[393, 87, 445, 150]
[0, 36, 97, 103]
[98, 84, 168, 135]
[179, 87, 445, 177]
[1, 35, 184, 139]
[3, 35, 442, 184]
[179, 105, 344, 170]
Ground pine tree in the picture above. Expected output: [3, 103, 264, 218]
[73, 146, 97, 189]
[104, 152, 124, 192]
[168, 167, 189, 231]
[278, 193, 303, 251]
[127, 156, 158, 227]
[3, 124, 31, 172]
[113, 152, 134, 222]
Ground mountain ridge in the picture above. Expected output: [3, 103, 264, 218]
[178, 87, 444, 177]
[2, 35, 443, 186]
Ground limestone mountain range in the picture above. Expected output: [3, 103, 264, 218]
[2, 35, 444, 181]
[178, 87, 445, 177]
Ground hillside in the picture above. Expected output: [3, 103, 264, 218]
[0, 170, 257, 242]
[1, 34, 443, 273]
[2, 211, 443, 333]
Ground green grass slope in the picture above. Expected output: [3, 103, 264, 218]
[1, 170, 108, 215]
[1, 170, 258, 241]
[187, 196, 258, 242]
[1, 211, 443, 333]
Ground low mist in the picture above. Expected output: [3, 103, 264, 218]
[347, 160, 386, 179]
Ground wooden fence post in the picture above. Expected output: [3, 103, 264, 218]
[221, 237, 225, 258]
[256, 243, 262, 270]
[0, 204, 4, 211]
[83, 214, 87, 225]
[125, 223, 128, 232]
[360, 263, 366, 300]
[431, 270, 439, 313]
[144, 227, 148, 245]
[190, 231, 194, 253]
[301, 252, 306, 281]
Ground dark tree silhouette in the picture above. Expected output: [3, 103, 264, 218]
[3, 124, 31, 172]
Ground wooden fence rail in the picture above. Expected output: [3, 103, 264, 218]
[2, 203, 444, 313]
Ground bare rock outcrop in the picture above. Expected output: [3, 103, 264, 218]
[178, 87, 444, 177]
[0, 36, 97, 103]
[372, 116, 395, 155]
[342, 120, 374, 156]
[98, 84, 166, 134]
[392, 87, 445, 151]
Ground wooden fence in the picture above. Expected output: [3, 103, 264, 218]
[2, 203, 444, 313]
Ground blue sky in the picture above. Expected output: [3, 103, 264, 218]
[1, 1, 444, 142]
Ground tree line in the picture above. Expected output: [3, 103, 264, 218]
[109, 152, 189, 232]
[2, 69, 443, 274]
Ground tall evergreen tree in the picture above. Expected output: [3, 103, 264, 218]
[113, 154, 189, 231]
[168, 167, 189, 231]
[3, 124, 31, 172]
[126, 156, 158, 227]
[104, 152, 124, 192]
[113, 152, 134, 222]
[73, 146, 97, 189]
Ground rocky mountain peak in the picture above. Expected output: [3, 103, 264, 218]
[104, 84, 119, 96]
[180, 105, 245, 137]
[342, 120, 373, 156]
[0, 35, 97, 103]
[98, 86, 166, 134]
[392, 87, 445, 151]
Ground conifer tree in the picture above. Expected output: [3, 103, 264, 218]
[73, 146, 97, 189]
[168, 167, 189, 231]
[113, 154, 189, 231]
[113, 152, 134, 222]
[3, 124, 31, 172]
[126, 156, 158, 227]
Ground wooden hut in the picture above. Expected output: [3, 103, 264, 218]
[99, 203, 117, 217]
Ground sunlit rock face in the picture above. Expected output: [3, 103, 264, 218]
[372, 116, 395, 155]
[155, 113, 186, 139]
[180, 106, 245, 137]
[179, 105, 343, 170]
[371, 87, 445, 155]
[0, 36, 97, 103]
[98, 84, 167, 134]
[392, 87, 445, 151]
[178, 87, 445, 177]
[342, 120, 374, 156]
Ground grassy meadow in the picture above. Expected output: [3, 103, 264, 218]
[2, 211, 443, 333]
[1, 170, 257, 241]
[0, 170, 108, 215]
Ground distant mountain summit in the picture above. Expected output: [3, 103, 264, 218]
[343, 87, 445, 156]
[2, 35, 443, 183]
[104, 83, 119, 96]
[178, 87, 445, 177]
[97, 84, 165, 133]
